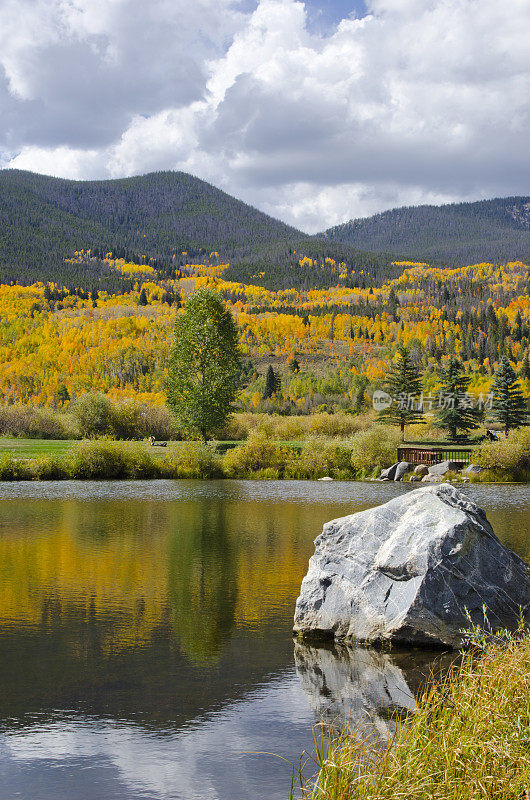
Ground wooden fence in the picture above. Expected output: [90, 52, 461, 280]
[397, 446, 472, 466]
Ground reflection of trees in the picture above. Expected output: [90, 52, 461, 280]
[168, 501, 237, 664]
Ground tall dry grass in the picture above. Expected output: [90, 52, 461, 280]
[298, 632, 530, 800]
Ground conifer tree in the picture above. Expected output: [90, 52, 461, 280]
[434, 358, 480, 441]
[520, 350, 530, 381]
[263, 365, 278, 399]
[491, 356, 527, 436]
[378, 345, 424, 440]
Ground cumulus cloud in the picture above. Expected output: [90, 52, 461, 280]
[2, 0, 529, 230]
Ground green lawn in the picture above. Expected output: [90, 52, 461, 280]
[0, 439, 75, 458]
[0, 438, 304, 461]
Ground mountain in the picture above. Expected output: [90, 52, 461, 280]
[323, 197, 530, 265]
[0, 169, 395, 292]
[0, 169, 302, 288]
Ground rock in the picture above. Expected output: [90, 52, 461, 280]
[414, 464, 429, 476]
[318, 476, 333, 481]
[380, 462, 399, 480]
[394, 461, 413, 481]
[408, 475, 422, 482]
[428, 460, 461, 476]
[421, 473, 442, 482]
[294, 484, 530, 648]
[464, 463, 483, 474]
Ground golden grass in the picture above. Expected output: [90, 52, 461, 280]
[299, 634, 530, 800]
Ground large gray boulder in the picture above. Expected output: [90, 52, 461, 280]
[394, 461, 413, 481]
[464, 463, 483, 474]
[414, 464, 429, 476]
[380, 462, 399, 480]
[294, 485, 530, 648]
[428, 460, 461, 476]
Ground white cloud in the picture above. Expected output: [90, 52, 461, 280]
[2, 0, 529, 231]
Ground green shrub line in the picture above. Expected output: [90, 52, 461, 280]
[0, 425, 528, 481]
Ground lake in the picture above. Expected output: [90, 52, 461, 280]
[0, 480, 528, 800]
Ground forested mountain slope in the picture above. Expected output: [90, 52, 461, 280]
[0, 169, 300, 287]
[0, 169, 394, 291]
[323, 197, 530, 265]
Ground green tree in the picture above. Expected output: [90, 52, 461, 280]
[138, 287, 148, 306]
[263, 365, 278, 399]
[520, 350, 530, 381]
[491, 356, 527, 436]
[166, 289, 242, 442]
[378, 345, 424, 440]
[434, 358, 480, 441]
[73, 392, 113, 438]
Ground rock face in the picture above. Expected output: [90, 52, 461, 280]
[414, 464, 429, 476]
[394, 461, 413, 481]
[294, 485, 530, 648]
[428, 460, 461, 476]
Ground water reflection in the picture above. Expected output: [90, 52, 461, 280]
[295, 642, 454, 742]
[168, 501, 237, 663]
[0, 480, 526, 800]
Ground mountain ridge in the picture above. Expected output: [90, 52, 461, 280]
[322, 196, 530, 265]
[0, 168, 394, 291]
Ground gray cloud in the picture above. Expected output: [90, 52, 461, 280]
[2, 0, 529, 230]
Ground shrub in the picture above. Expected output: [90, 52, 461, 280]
[284, 437, 354, 479]
[141, 404, 180, 440]
[125, 445, 162, 478]
[222, 429, 284, 477]
[163, 441, 224, 479]
[471, 427, 530, 479]
[349, 424, 402, 476]
[0, 405, 76, 439]
[215, 415, 249, 441]
[73, 393, 114, 438]
[68, 440, 137, 479]
[307, 411, 370, 438]
[31, 455, 69, 480]
[110, 400, 145, 440]
[0, 456, 33, 480]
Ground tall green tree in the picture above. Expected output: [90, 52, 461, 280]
[166, 289, 242, 442]
[491, 356, 527, 436]
[378, 345, 424, 440]
[263, 365, 278, 399]
[434, 358, 480, 441]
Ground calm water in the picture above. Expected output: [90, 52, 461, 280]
[0, 480, 528, 800]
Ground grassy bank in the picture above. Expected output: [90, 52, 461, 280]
[298, 632, 530, 800]
[0, 425, 528, 481]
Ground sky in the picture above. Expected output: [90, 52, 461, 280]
[0, 0, 528, 232]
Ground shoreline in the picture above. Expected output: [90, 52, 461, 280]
[0, 435, 528, 483]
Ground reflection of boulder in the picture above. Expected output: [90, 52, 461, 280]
[294, 642, 414, 741]
[295, 642, 450, 742]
